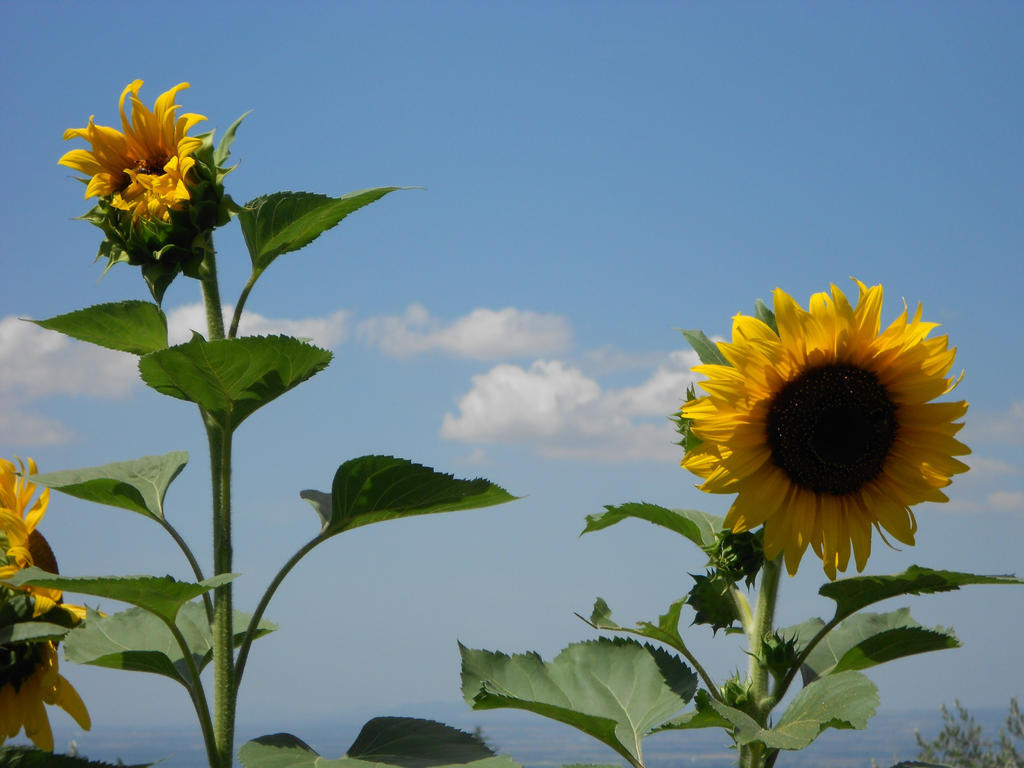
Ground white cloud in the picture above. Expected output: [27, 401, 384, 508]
[440, 350, 700, 462]
[357, 303, 571, 360]
[166, 304, 350, 349]
[0, 306, 351, 445]
[967, 401, 1024, 445]
[988, 491, 1024, 512]
[0, 316, 137, 400]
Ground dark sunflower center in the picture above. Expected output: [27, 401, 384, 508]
[766, 364, 897, 495]
[134, 157, 167, 175]
[0, 640, 45, 692]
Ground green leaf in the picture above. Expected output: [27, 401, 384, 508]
[0, 746, 155, 767]
[707, 671, 878, 750]
[686, 572, 741, 633]
[800, 609, 958, 683]
[460, 638, 696, 767]
[139, 334, 332, 432]
[653, 690, 733, 732]
[582, 503, 723, 549]
[239, 725, 518, 768]
[584, 598, 694, 657]
[239, 188, 406, 272]
[2, 568, 236, 625]
[680, 330, 729, 367]
[214, 111, 250, 167]
[64, 603, 277, 689]
[821, 566, 1024, 625]
[0, 621, 70, 644]
[346, 717, 497, 767]
[301, 456, 517, 538]
[29, 451, 188, 522]
[753, 299, 778, 334]
[30, 301, 168, 355]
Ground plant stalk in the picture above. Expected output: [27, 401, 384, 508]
[738, 556, 783, 768]
[202, 256, 234, 768]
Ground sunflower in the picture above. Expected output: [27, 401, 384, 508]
[0, 458, 90, 750]
[58, 80, 206, 222]
[0, 458, 75, 618]
[680, 280, 969, 579]
[0, 640, 90, 751]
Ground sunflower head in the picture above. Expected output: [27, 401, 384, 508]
[0, 460, 89, 751]
[59, 80, 240, 302]
[680, 280, 969, 580]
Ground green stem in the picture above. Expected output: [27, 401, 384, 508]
[167, 619, 219, 768]
[160, 519, 214, 623]
[201, 245, 234, 768]
[234, 535, 322, 688]
[228, 269, 262, 339]
[208, 423, 234, 768]
[737, 556, 783, 768]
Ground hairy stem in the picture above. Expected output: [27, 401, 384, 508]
[159, 519, 213, 623]
[737, 556, 783, 768]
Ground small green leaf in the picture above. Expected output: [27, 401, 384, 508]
[301, 456, 517, 538]
[347, 717, 496, 766]
[0, 746, 156, 767]
[582, 503, 723, 549]
[707, 671, 878, 750]
[821, 566, 1024, 625]
[2, 568, 236, 625]
[800, 609, 958, 683]
[680, 330, 729, 366]
[29, 451, 188, 522]
[653, 690, 733, 732]
[64, 603, 277, 689]
[239, 188, 407, 272]
[214, 111, 250, 168]
[583, 597, 694, 657]
[238, 727, 518, 768]
[687, 572, 741, 633]
[139, 334, 332, 432]
[460, 638, 696, 767]
[0, 621, 70, 644]
[753, 299, 778, 334]
[30, 301, 168, 355]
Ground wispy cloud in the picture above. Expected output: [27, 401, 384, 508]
[966, 401, 1024, 445]
[166, 304, 351, 348]
[440, 350, 699, 461]
[0, 306, 353, 446]
[357, 303, 571, 360]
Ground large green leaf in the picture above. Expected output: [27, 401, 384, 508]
[300, 456, 517, 537]
[0, 621, 70, 644]
[821, 566, 1024, 625]
[680, 330, 729, 367]
[29, 452, 188, 522]
[2, 568, 235, 625]
[30, 301, 168, 355]
[138, 334, 332, 431]
[0, 746, 155, 767]
[582, 503, 723, 549]
[707, 671, 878, 750]
[238, 719, 517, 768]
[460, 638, 697, 767]
[64, 603, 277, 689]
[239, 188, 405, 272]
[800, 609, 959, 683]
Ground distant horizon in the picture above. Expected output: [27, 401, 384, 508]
[11, 702, 1019, 768]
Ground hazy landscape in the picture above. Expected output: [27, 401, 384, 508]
[25, 704, 1014, 768]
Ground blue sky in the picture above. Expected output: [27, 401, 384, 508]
[1, 0, 1022, 758]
